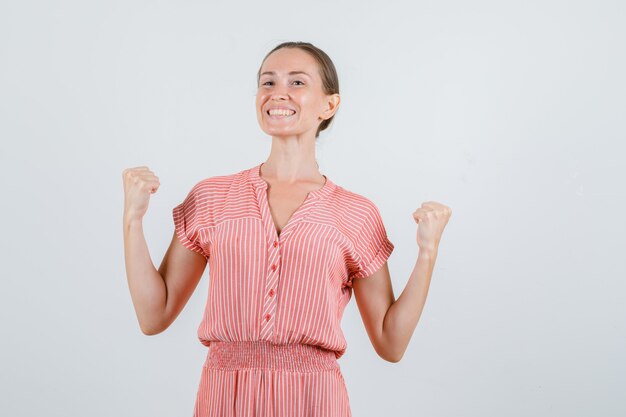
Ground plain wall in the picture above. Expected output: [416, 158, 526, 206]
[1, 0, 624, 416]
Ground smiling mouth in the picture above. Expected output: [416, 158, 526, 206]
[267, 110, 296, 118]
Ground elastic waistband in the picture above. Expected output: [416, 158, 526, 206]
[204, 341, 339, 373]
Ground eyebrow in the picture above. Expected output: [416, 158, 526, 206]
[260, 71, 311, 78]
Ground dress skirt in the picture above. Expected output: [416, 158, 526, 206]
[193, 341, 352, 417]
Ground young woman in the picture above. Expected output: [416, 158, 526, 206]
[122, 41, 451, 417]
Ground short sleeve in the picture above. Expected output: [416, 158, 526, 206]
[348, 203, 394, 281]
[172, 182, 208, 258]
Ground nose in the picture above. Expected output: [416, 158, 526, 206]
[270, 84, 289, 100]
[271, 92, 288, 101]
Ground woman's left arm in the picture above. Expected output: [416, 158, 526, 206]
[353, 201, 452, 362]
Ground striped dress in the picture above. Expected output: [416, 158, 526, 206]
[172, 162, 394, 417]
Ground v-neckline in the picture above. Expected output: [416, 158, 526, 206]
[249, 162, 335, 241]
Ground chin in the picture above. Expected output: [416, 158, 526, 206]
[262, 130, 295, 138]
[260, 125, 301, 137]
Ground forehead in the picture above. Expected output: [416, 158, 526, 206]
[260, 48, 319, 79]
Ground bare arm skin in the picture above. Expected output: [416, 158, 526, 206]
[353, 249, 437, 363]
[123, 217, 207, 335]
[122, 166, 208, 335]
[353, 201, 450, 363]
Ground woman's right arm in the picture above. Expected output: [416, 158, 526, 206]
[122, 167, 207, 335]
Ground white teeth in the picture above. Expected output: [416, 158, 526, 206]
[268, 109, 295, 116]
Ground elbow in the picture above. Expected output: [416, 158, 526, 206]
[382, 352, 404, 363]
[141, 326, 161, 336]
[376, 343, 405, 363]
[139, 319, 166, 336]
[136, 308, 172, 335]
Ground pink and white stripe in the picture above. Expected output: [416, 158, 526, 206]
[172, 162, 394, 416]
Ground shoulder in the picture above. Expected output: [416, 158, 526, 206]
[332, 184, 383, 217]
[326, 183, 387, 235]
[185, 165, 251, 198]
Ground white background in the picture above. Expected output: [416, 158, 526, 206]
[1, 0, 624, 416]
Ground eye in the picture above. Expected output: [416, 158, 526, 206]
[259, 79, 305, 88]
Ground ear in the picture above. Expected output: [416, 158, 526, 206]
[320, 93, 340, 120]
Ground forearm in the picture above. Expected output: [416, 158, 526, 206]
[123, 215, 167, 334]
[381, 248, 437, 361]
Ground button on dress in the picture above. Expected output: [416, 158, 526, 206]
[172, 162, 394, 417]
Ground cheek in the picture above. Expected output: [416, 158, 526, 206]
[256, 93, 270, 109]
[294, 93, 311, 107]
[255, 100, 265, 117]
[300, 97, 323, 117]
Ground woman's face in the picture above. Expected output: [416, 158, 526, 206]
[256, 48, 338, 139]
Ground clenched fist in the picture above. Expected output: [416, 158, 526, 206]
[412, 201, 452, 253]
[122, 166, 160, 222]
